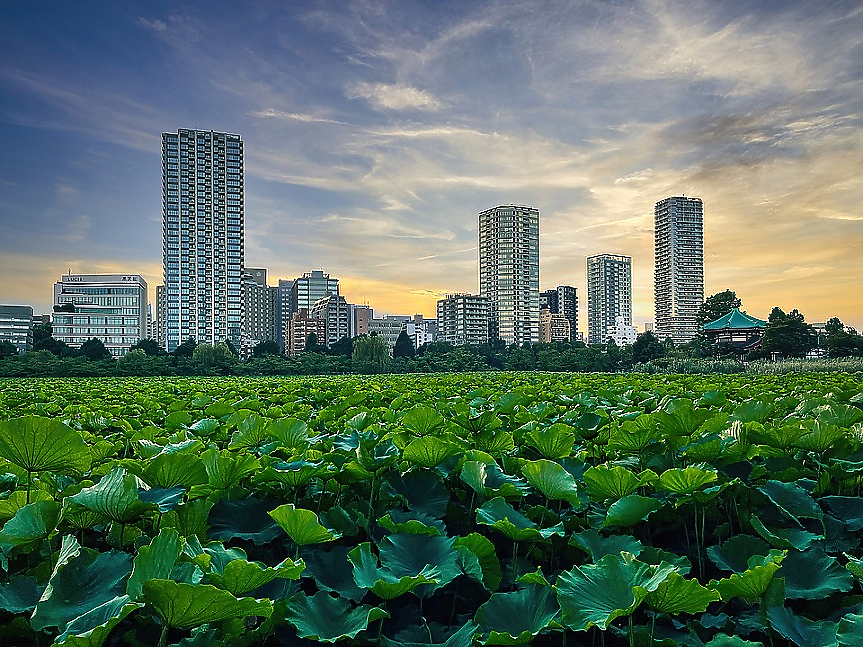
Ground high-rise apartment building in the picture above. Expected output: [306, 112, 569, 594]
[587, 254, 632, 344]
[286, 309, 325, 356]
[162, 129, 244, 352]
[272, 279, 294, 352]
[52, 274, 148, 356]
[654, 196, 704, 343]
[242, 268, 273, 345]
[310, 294, 350, 348]
[478, 205, 540, 344]
[540, 285, 578, 342]
[436, 294, 489, 346]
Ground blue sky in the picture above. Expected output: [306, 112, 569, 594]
[2, 0, 862, 329]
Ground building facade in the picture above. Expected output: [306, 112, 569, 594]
[436, 294, 489, 346]
[479, 205, 540, 345]
[242, 267, 273, 345]
[406, 314, 437, 348]
[272, 279, 294, 352]
[309, 294, 350, 348]
[369, 316, 410, 352]
[539, 308, 571, 343]
[540, 285, 578, 342]
[52, 274, 148, 356]
[350, 304, 372, 338]
[286, 309, 326, 356]
[654, 196, 704, 343]
[0, 305, 34, 353]
[587, 254, 632, 345]
[291, 270, 339, 315]
[162, 129, 244, 352]
[606, 316, 638, 346]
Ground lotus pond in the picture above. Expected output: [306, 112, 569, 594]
[1, 372, 863, 646]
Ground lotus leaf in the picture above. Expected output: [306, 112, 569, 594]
[657, 465, 717, 495]
[475, 585, 559, 644]
[207, 556, 303, 596]
[556, 552, 676, 631]
[403, 437, 462, 468]
[349, 542, 439, 599]
[570, 529, 643, 562]
[200, 448, 259, 491]
[269, 503, 339, 545]
[454, 533, 501, 591]
[267, 417, 310, 451]
[378, 511, 443, 536]
[127, 529, 183, 601]
[376, 533, 461, 594]
[583, 465, 643, 501]
[822, 496, 863, 531]
[710, 550, 785, 601]
[476, 497, 563, 541]
[768, 606, 839, 647]
[645, 572, 720, 614]
[750, 514, 822, 550]
[603, 494, 662, 528]
[707, 535, 770, 573]
[759, 479, 822, 523]
[401, 406, 445, 436]
[142, 579, 272, 629]
[303, 545, 366, 602]
[524, 423, 576, 459]
[67, 467, 156, 524]
[461, 461, 528, 498]
[521, 459, 581, 503]
[0, 499, 61, 551]
[208, 497, 280, 543]
[382, 622, 479, 647]
[0, 575, 43, 614]
[780, 548, 853, 600]
[284, 590, 388, 642]
[0, 416, 91, 476]
[837, 612, 863, 647]
[54, 595, 141, 647]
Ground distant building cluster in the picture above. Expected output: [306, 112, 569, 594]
[1, 128, 709, 356]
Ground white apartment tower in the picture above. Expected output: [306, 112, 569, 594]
[654, 196, 704, 344]
[587, 254, 632, 344]
[479, 205, 540, 345]
[162, 129, 244, 352]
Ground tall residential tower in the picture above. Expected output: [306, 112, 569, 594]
[479, 205, 540, 345]
[587, 254, 632, 344]
[654, 196, 704, 343]
[162, 129, 244, 352]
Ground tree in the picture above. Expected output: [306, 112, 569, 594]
[192, 342, 237, 374]
[304, 332, 324, 354]
[823, 317, 863, 358]
[761, 307, 817, 358]
[252, 339, 281, 357]
[632, 331, 666, 364]
[329, 336, 353, 357]
[173, 338, 197, 357]
[80, 338, 112, 361]
[224, 339, 239, 358]
[352, 334, 390, 373]
[0, 340, 18, 358]
[129, 338, 166, 356]
[393, 330, 416, 359]
[698, 290, 742, 325]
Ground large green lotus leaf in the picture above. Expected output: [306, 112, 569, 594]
[583, 465, 642, 501]
[384, 471, 449, 519]
[0, 499, 61, 550]
[570, 529, 643, 562]
[705, 636, 765, 647]
[731, 400, 775, 424]
[0, 489, 53, 521]
[607, 418, 661, 455]
[0, 575, 43, 614]
[401, 406, 445, 436]
[707, 535, 770, 573]
[780, 548, 853, 600]
[521, 459, 580, 504]
[403, 437, 462, 468]
[67, 467, 156, 524]
[382, 622, 479, 647]
[750, 515, 822, 550]
[377, 533, 461, 594]
[556, 552, 676, 631]
[138, 487, 184, 513]
[186, 418, 220, 437]
[31, 549, 134, 632]
[269, 504, 339, 546]
[709, 550, 785, 601]
[378, 511, 443, 536]
[838, 612, 863, 647]
[142, 452, 208, 489]
[303, 545, 366, 602]
[475, 585, 559, 644]
[653, 401, 713, 436]
[845, 553, 863, 583]
[657, 466, 717, 495]
[816, 403, 863, 428]
[455, 533, 501, 592]
[822, 497, 863, 531]
[227, 413, 269, 450]
[200, 448, 259, 491]
[257, 459, 332, 487]
[143, 580, 272, 629]
[524, 423, 576, 459]
[207, 497, 280, 543]
[768, 606, 839, 647]
[267, 418, 309, 451]
[207, 556, 304, 596]
[645, 572, 720, 614]
[603, 494, 662, 528]
[638, 546, 691, 576]
[126, 529, 183, 601]
[758, 480, 822, 524]
[54, 595, 141, 647]
[284, 591, 389, 642]
[797, 422, 847, 453]
[349, 542, 438, 599]
[461, 461, 528, 498]
[0, 416, 91, 475]
[476, 497, 562, 542]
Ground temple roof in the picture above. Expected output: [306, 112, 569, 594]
[701, 308, 767, 331]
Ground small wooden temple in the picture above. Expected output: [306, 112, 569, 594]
[701, 308, 767, 354]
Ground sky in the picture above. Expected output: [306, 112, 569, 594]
[1, 0, 862, 330]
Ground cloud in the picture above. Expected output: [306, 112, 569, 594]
[347, 82, 442, 111]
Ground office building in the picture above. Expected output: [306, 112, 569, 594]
[242, 268, 273, 344]
[436, 294, 489, 346]
[291, 270, 339, 315]
[52, 273, 148, 356]
[286, 309, 326, 356]
[654, 196, 704, 343]
[539, 308, 571, 343]
[479, 204, 540, 344]
[369, 316, 409, 352]
[162, 129, 244, 352]
[310, 294, 350, 348]
[0, 305, 34, 353]
[406, 314, 437, 348]
[587, 254, 632, 344]
[350, 304, 372, 337]
[272, 279, 294, 352]
[540, 285, 578, 342]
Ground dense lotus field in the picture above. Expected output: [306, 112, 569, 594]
[1, 372, 863, 646]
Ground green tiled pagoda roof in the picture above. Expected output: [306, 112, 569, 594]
[701, 308, 767, 330]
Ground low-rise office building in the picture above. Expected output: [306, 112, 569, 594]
[0, 305, 34, 353]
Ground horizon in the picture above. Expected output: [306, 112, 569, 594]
[2, 1, 862, 331]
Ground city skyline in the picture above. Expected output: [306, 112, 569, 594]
[2, 1, 863, 330]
